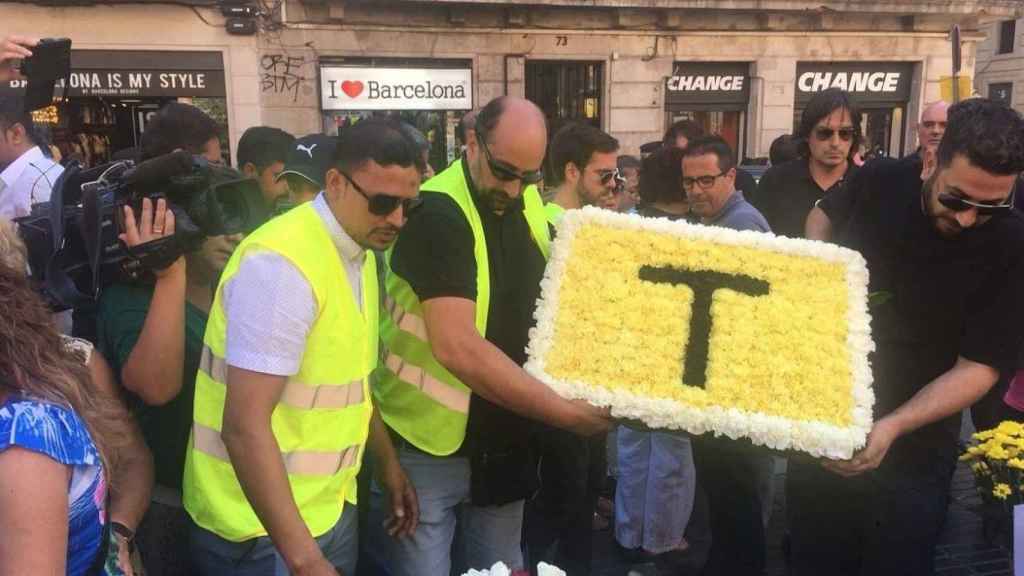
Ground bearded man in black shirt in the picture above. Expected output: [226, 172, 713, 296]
[796, 98, 1024, 575]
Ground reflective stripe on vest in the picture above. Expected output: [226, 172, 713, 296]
[384, 296, 428, 342]
[191, 423, 362, 477]
[382, 352, 470, 414]
[375, 159, 550, 455]
[199, 346, 365, 410]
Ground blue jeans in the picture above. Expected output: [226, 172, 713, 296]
[189, 503, 357, 576]
[365, 444, 524, 576]
[614, 426, 696, 553]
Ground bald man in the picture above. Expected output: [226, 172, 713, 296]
[915, 101, 950, 156]
[367, 96, 610, 575]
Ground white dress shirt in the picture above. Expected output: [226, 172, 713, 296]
[0, 146, 64, 219]
[224, 193, 367, 377]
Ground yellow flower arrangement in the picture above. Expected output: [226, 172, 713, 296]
[962, 420, 1024, 504]
[525, 208, 875, 459]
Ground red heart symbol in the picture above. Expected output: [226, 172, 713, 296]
[341, 80, 364, 98]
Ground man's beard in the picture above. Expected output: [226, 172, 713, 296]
[922, 172, 963, 239]
[478, 187, 514, 214]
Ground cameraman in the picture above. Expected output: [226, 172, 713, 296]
[97, 102, 243, 576]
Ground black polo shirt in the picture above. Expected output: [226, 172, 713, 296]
[390, 160, 547, 455]
[819, 158, 1024, 472]
[751, 158, 858, 239]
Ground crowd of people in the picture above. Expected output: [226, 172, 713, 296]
[3, 33, 1024, 576]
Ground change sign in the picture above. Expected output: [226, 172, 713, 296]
[525, 208, 875, 459]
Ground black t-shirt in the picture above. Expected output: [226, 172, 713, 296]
[390, 161, 548, 455]
[751, 158, 858, 239]
[819, 158, 1024, 470]
[735, 166, 759, 205]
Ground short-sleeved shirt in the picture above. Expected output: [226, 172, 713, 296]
[819, 158, 1024, 470]
[222, 192, 365, 378]
[98, 283, 208, 492]
[389, 161, 548, 453]
[0, 145, 64, 219]
[0, 395, 106, 576]
[751, 157, 858, 239]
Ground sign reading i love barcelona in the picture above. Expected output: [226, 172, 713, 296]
[525, 208, 876, 459]
[320, 65, 472, 111]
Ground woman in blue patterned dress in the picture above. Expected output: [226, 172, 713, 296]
[0, 223, 152, 575]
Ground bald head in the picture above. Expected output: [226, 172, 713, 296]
[468, 97, 549, 213]
[918, 101, 949, 152]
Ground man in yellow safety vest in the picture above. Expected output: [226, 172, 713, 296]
[183, 118, 422, 576]
[366, 96, 611, 575]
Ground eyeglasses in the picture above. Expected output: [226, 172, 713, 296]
[339, 170, 422, 216]
[937, 192, 1015, 215]
[477, 131, 544, 185]
[814, 127, 856, 142]
[682, 171, 727, 190]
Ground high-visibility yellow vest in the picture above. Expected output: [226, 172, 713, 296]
[376, 159, 550, 455]
[183, 202, 377, 542]
[544, 202, 566, 226]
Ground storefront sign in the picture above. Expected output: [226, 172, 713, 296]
[665, 62, 750, 108]
[796, 62, 913, 104]
[320, 66, 472, 111]
[2, 50, 226, 98]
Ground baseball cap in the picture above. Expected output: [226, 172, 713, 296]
[276, 134, 337, 189]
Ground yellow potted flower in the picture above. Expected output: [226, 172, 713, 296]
[960, 420, 1024, 549]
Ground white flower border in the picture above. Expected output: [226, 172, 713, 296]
[525, 206, 875, 460]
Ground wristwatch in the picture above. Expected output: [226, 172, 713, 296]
[110, 521, 136, 554]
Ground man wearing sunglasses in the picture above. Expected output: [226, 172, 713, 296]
[793, 99, 1024, 575]
[545, 122, 621, 225]
[184, 118, 422, 576]
[368, 96, 611, 576]
[525, 121, 619, 574]
[752, 88, 861, 239]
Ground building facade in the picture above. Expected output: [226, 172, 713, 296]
[4, 0, 1023, 166]
[976, 15, 1024, 114]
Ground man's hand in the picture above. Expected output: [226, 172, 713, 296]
[0, 36, 36, 82]
[821, 416, 902, 477]
[563, 399, 613, 436]
[375, 456, 419, 538]
[120, 197, 183, 278]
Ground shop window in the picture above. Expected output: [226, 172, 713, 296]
[525, 61, 604, 130]
[668, 110, 745, 161]
[990, 82, 1014, 105]
[998, 20, 1016, 55]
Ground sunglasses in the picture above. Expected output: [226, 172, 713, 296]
[814, 127, 856, 142]
[478, 132, 544, 185]
[682, 171, 727, 190]
[340, 170, 422, 217]
[596, 168, 625, 187]
[937, 192, 1014, 215]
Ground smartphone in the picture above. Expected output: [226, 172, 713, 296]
[19, 37, 72, 112]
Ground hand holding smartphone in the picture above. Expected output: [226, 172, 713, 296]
[18, 37, 72, 112]
[0, 36, 39, 82]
